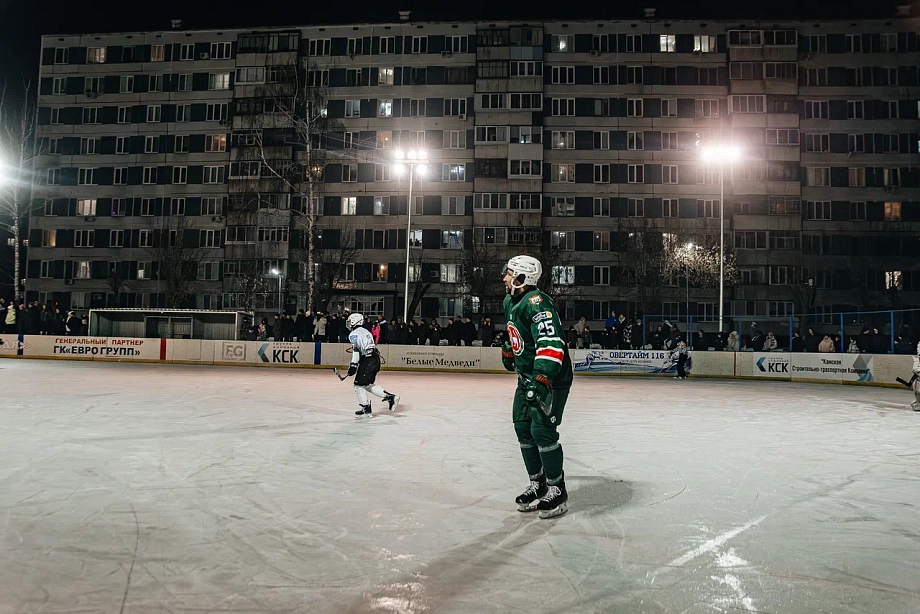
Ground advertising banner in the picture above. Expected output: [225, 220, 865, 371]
[571, 349, 681, 374]
[388, 346, 483, 371]
[22, 336, 161, 360]
[790, 353, 874, 383]
[751, 353, 792, 379]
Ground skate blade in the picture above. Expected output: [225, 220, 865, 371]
[389, 395, 401, 411]
[538, 502, 568, 519]
[517, 502, 540, 512]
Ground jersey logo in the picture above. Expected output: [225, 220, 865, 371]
[532, 310, 552, 323]
[529, 295, 542, 305]
[507, 322, 524, 356]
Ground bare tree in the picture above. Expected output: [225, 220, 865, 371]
[312, 222, 360, 313]
[405, 246, 431, 321]
[150, 216, 203, 308]
[460, 240, 507, 318]
[0, 80, 42, 299]
[243, 62, 348, 311]
[227, 261, 273, 312]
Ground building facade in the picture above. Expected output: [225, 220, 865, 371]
[27, 13, 920, 326]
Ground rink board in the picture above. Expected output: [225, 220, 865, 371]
[0, 334, 913, 386]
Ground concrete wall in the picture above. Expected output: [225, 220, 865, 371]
[0, 334, 913, 388]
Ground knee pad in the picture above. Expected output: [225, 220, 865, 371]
[514, 421, 535, 444]
[530, 422, 560, 449]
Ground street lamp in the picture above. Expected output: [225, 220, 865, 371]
[270, 268, 283, 312]
[393, 149, 427, 323]
[700, 145, 741, 334]
[683, 242, 695, 327]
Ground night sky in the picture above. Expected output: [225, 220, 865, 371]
[0, 0, 904, 84]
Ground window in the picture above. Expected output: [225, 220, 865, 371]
[211, 41, 232, 59]
[551, 65, 574, 84]
[441, 231, 463, 250]
[208, 73, 230, 90]
[172, 166, 188, 185]
[144, 136, 159, 154]
[106, 229, 124, 248]
[695, 35, 716, 52]
[440, 196, 463, 216]
[444, 98, 467, 116]
[627, 131, 644, 151]
[54, 47, 68, 64]
[76, 199, 96, 216]
[806, 167, 830, 187]
[169, 198, 186, 216]
[551, 98, 574, 116]
[766, 129, 799, 145]
[844, 100, 865, 120]
[341, 164, 358, 182]
[593, 198, 610, 217]
[552, 164, 575, 183]
[87, 47, 106, 63]
[510, 126, 540, 144]
[259, 227, 289, 243]
[443, 130, 466, 149]
[848, 134, 865, 153]
[117, 75, 135, 94]
[409, 36, 428, 54]
[341, 99, 360, 118]
[626, 66, 643, 84]
[74, 262, 91, 279]
[654, 100, 676, 120]
[551, 131, 574, 150]
[734, 231, 768, 249]
[345, 68, 363, 86]
[442, 163, 466, 182]
[448, 35, 468, 53]
[203, 166, 225, 184]
[474, 227, 508, 245]
[42, 230, 57, 247]
[884, 168, 901, 187]
[659, 132, 679, 151]
[848, 167, 865, 187]
[77, 168, 96, 185]
[551, 231, 574, 251]
[150, 45, 165, 62]
[511, 160, 541, 177]
[806, 201, 831, 220]
[82, 107, 99, 124]
[374, 163, 391, 182]
[551, 197, 575, 217]
[480, 93, 506, 109]
[347, 37, 364, 55]
[769, 266, 791, 285]
[627, 99, 643, 117]
[730, 62, 756, 79]
[113, 167, 127, 185]
[551, 266, 574, 286]
[143, 166, 159, 185]
[593, 131, 610, 150]
[510, 93, 541, 109]
[204, 134, 227, 153]
[110, 199, 126, 216]
[628, 165, 644, 183]
[731, 95, 766, 113]
[848, 201, 866, 221]
[663, 166, 679, 184]
[176, 104, 190, 122]
[408, 99, 426, 117]
[199, 230, 221, 248]
[885, 202, 901, 221]
[882, 134, 900, 154]
[74, 229, 95, 247]
[593, 164, 611, 183]
[170, 135, 188, 154]
[51, 77, 65, 95]
[697, 99, 720, 118]
[659, 34, 676, 52]
[626, 198, 644, 217]
[885, 101, 899, 119]
[766, 63, 798, 80]
[378, 67, 395, 86]
[511, 61, 542, 77]
[309, 38, 331, 56]
[205, 103, 228, 124]
[729, 30, 764, 46]
[804, 134, 829, 153]
[79, 137, 97, 155]
[202, 197, 223, 216]
[551, 34, 573, 52]
[146, 105, 161, 123]
[236, 67, 265, 84]
[626, 34, 642, 52]
[593, 66, 610, 84]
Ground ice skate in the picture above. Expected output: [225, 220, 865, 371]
[515, 477, 547, 512]
[537, 482, 568, 519]
[384, 393, 400, 411]
[355, 404, 372, 417]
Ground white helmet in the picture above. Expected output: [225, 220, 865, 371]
[346, 313, 365, 331]
[505, 255, 542, 291]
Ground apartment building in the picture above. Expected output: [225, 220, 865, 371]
[26, 12, 920, 325]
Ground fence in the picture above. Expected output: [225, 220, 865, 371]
[641, 309, 920, 354]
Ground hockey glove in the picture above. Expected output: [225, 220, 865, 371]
[347, 362, 358, 377]
[501, 342, 516, 372]
[524, 374, 554, 416]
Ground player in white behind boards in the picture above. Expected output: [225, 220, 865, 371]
[345, 313, 400, 417]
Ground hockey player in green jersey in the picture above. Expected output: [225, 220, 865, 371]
[500, 255, 574, 518]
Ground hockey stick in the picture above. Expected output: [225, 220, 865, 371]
[332, 367, 350, 381]
[897, 377, 913, 388]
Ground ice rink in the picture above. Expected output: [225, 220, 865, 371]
[1, 359, 919, 614]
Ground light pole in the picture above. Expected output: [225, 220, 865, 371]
[700, 145, 741, 333]
[270, 268, 283, 312]
[393, 149, 427, 323]
[683, 242, 695, 327]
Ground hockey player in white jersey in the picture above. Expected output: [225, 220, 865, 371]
[345, 313, 400, 416]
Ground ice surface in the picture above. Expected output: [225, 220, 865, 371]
[1, 359, 919, 613]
